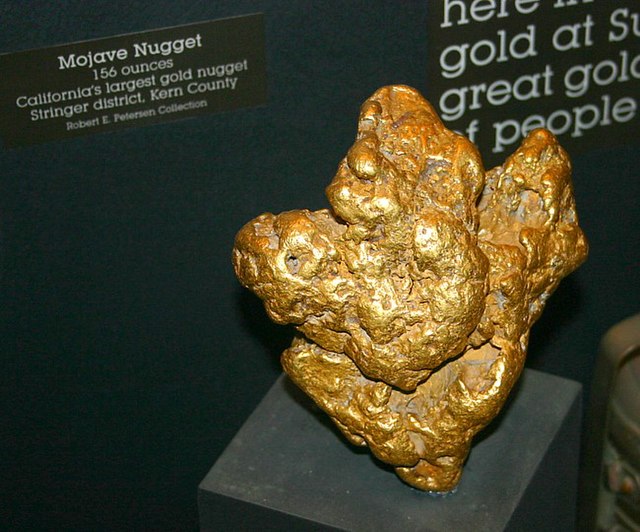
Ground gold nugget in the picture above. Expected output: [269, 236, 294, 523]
[233, 85, 588, 492]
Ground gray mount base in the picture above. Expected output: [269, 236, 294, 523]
[199, 369, 581, 531]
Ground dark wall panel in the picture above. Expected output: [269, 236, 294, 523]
[1, 1, 637, 530]
[0, 2, 430, 529]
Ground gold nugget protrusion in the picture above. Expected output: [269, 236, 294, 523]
[233, 85, 588, 492]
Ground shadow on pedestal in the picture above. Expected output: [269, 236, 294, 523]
[199, 369, 581, 531]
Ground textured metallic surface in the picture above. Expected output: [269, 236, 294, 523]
[233, 85, 588, 492]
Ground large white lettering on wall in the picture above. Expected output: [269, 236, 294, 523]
[426, 0, 638, 164]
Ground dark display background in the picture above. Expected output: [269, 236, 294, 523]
[1, 1, 637, 529]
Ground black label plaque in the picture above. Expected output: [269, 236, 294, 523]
[0, 14, 266, 148]
[426, 1, 639, 166]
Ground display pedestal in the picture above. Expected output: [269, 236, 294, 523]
[199, 369, 581, 531]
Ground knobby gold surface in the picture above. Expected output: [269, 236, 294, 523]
[233, 85, 588, 492]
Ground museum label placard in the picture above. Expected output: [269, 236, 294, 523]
[0, 14, 267, 147]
